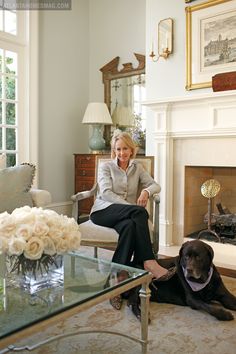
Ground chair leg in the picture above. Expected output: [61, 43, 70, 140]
[153, 198, 160, 259]
[94, 247, 98, 258]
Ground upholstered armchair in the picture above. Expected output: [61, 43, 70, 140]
[71, 155, 160, 258]
[0, 155, 51, 212]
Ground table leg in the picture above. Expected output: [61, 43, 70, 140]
[139, 280, 151, 354]
[70, 256, 75, 278]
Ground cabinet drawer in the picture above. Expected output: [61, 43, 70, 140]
[74, 153, 102, 215]
[76, 169, 95, 178]
[76, 180, 94, 192]
[75, 155, 95, 167]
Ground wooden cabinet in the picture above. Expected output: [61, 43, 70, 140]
[74, 153, 98, 216]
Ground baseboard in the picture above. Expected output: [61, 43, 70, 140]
[46, 201, 72, 216]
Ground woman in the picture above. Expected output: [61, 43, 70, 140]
[90, 131, 175, 282]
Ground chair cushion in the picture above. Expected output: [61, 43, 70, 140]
[79, 219, 154, 243]
[0, 163, 35, 213]
[79, 220, 119, 243]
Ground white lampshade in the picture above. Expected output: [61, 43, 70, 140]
[112, 105, 135, 127]
[82, 102, 113, 125]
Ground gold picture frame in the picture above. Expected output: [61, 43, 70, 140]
[186, 0, 236, 90]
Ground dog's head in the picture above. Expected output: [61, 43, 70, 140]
[179, 240, 214, 283]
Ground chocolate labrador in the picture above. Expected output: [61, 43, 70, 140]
[128, 240, 236, 321]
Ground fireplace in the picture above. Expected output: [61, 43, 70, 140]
[145, 90, 236, 249]
[184, 166, 236, 243]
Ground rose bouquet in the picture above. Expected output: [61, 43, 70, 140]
[0, 206, 81, 278]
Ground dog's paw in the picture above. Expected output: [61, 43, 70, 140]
[214, 308, 234, 321]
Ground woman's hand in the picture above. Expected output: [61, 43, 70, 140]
[137, 190, 149, 207]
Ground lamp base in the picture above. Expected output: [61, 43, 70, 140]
[89, 124, 106, 151]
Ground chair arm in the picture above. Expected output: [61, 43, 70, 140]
[152, 193, 160, 257]
[71, 183, 97, 221]
[153, 193, 160, 204]
[30, 188, 52, 207]
[71, 183, 97, 202]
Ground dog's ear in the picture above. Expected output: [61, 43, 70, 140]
[179, 241, 190, 266]
[179, 241, 190, 258]
[204, 242, 214, 262]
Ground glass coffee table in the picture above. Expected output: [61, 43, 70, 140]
[0, 252, 152, 354]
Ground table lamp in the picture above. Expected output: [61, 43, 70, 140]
[111, 105, 135, 130]
[82, 102, 113, 152]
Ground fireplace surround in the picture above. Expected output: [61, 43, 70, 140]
[145, 90, 236, 253]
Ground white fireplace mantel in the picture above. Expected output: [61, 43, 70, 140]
[144, 90, 236, 248]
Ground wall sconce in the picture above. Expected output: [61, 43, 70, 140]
[150, 18, 173, 62]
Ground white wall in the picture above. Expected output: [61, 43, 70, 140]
[145, 0, 214, 156]
[146, 0, 212, 99]
[38, 0, 89, 206]
[38, 0, 146, 212]
[89, 0, 146, 102]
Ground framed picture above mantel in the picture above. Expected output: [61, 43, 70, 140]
[186, 0, 236, 90]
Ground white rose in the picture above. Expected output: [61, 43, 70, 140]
[0, 211, 10, 222]
[62, 217, 79, 233]
[48, 227, 63, 239]
[39, 209, 61, 226]
[63, 231, 81, 251]
[8, 237, 26, 256]
[12, 206, 36, 225]
[0, 213, 16, 237]
[41, 236, 56, 256]
[0, 237, 10, 254]
[33, 221, 49, 237]
[15, 224, 33, 241]
[24, 236, 44, 260]
[54, 237, 68, 254]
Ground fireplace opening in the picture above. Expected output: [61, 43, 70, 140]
[184, 166, 236, 245]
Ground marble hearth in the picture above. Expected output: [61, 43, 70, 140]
[145, 90, 236, 270]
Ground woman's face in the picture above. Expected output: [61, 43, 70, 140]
[114, 138, 132, 164]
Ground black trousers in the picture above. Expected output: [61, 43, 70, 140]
[90, 204, 155, 267]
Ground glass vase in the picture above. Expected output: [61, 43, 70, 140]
[6, 254, 64, 294]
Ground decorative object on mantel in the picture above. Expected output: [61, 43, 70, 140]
[0, 206, 81, 294]
[82, 102, 113, 153]
[186, 0, 236, 91]
[198, 179, 221, 242]
[150, 18, 173, 62]
[212, 71, 236, 92]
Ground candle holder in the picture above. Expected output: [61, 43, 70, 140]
[149, 18, 173, 62]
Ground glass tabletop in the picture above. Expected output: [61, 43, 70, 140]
[0, 252, 148, 340]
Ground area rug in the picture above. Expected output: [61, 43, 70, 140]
[12, 247, 236, 354]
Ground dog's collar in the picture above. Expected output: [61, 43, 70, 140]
[182, 266, 213, 292]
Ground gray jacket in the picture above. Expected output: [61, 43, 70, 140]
[90, 158, 161, 214]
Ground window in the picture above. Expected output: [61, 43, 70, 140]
[0, 8, 28, 167]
